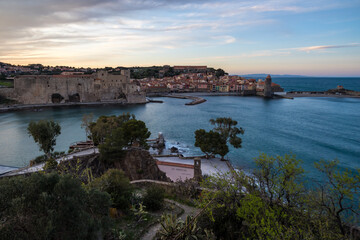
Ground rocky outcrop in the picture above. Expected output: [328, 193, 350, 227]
[115, 148, 169, 181]
[57, 148, 169, 182]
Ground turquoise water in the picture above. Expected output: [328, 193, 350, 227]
[1, 95, 359, 181]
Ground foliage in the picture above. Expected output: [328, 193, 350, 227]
[157, 214, 211, 240]
[81, 113, 94, 140]
[27, 120, 61, 158]
[89, 113, 135, 145]
[197, 154, 359, 240]
[43, 157, 58, 170]
[30, 151, 65, 166]
[90, 113, 151, 163]
[209, 117, 244, 149]
[121, 119, 151, 148]
[0, 173, 111, 240]
[90, 169, 134, 211]
[143, 185, 165, 211]
[253, 153, 305, 207]
[215, 68, 226, 78]
[99, 127, 127, 162]
[313, 159, 360, 235]
[29, 154, 48, 166]
[130, 203, 149, 223]
[157, 214, 181, 239]
[194, 129, 228, 159]
[0, 80, 13, 87]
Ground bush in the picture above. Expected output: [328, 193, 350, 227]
[90, 169, 133, 211]
[143, 185, 165, 211]
[0, 173, 111, 240]
[43, 157, 58, 170]
[29, 154, 47, 166]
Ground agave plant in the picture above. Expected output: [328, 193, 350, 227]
[157, 214, 205, 240]
[158, 214, 182, 239]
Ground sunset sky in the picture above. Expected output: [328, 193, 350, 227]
[0, 0, 359, 76]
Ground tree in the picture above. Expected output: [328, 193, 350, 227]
[313, 159, 360, 235]
[89, 113, 135, 145]
[215, 68, 226, 78]
[253, 153, 305, 207]
[194, 129, 228, 159]
[91, 114, 151, 162]
[209, 117, 244, 149]
[121, 119, 151, 148]
[198, 154, 359, 240]
[27, 120, 61, 158]
[0, 173, 111, 240]
[81, 113, 94, 140]
[98, 127, 127, 162]
[90, 169, 133, 211]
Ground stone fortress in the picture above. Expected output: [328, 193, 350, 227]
[1, 70, 146, 105]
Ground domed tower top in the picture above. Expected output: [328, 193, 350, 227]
[266, 74, 271, 79]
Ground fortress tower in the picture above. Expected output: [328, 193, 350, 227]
[264, 74, 272, 98]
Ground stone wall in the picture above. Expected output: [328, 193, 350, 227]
[0, 88, 15, 99]
[12, 70, 146, 104]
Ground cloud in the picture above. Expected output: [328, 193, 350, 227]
[212, 36, 236, 44]
[0, 0, 358, 68]
[297, 43, 360, 52]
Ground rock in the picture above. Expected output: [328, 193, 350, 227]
[170, 146, 179, 153]
[57, 149, 170, 182]
[114, 148, 169, 181]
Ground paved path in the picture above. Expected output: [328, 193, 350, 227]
[141, 199, 199, 240]
[0, 148, 98, 177]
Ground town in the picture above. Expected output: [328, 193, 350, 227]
[0, 62, 284, 96]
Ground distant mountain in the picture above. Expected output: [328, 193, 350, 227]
[241, 74, 309, 78]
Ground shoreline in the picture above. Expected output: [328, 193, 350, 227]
[284, 93, 360, 98]
[2, 91, 360, 113]
[0, 100, 147, 113]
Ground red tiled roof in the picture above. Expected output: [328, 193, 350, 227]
[156, 160, 194, 169]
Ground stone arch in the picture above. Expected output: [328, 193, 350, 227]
[51, 93, 64, 103]
[69, 93, 80, 102]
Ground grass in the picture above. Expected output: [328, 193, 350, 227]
[0, 81, 13, 87]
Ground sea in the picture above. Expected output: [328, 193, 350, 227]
[0, 77, 359, 182]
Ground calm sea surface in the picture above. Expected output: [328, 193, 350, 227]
[273, 77, 360, 92]
[0, 77, 359, 180]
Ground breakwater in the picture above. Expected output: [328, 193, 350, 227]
[162, 94, 206, 105]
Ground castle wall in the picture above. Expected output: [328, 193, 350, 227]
[12, 70, 146, 104]
[0, 88, 15, 99]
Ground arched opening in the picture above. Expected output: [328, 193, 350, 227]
[51, 93, 64, 103]
[69, 93, 80, 102]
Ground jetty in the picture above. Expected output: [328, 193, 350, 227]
[162, 94, 206, 105]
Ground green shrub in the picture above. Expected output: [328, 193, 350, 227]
[43, 157, 58, 170]
[90, 169, 133, 211]
[29, 154, 47, 166]
[143, 185, 165, 211]
[0, 173, 111, 240]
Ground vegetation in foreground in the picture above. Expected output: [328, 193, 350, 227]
[2, 114, 358, 239]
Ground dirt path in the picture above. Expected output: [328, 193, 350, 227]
[141, 199, 199, 240]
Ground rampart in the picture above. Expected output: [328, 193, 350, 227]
[5, 70, 146, 105]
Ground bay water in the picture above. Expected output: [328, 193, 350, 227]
[0, 77, 359, 182]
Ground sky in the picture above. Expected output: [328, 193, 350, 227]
[0, 0, 359, 76]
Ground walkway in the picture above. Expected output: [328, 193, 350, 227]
[0, 148, 98, 177]
[141, 199, 199, 240]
